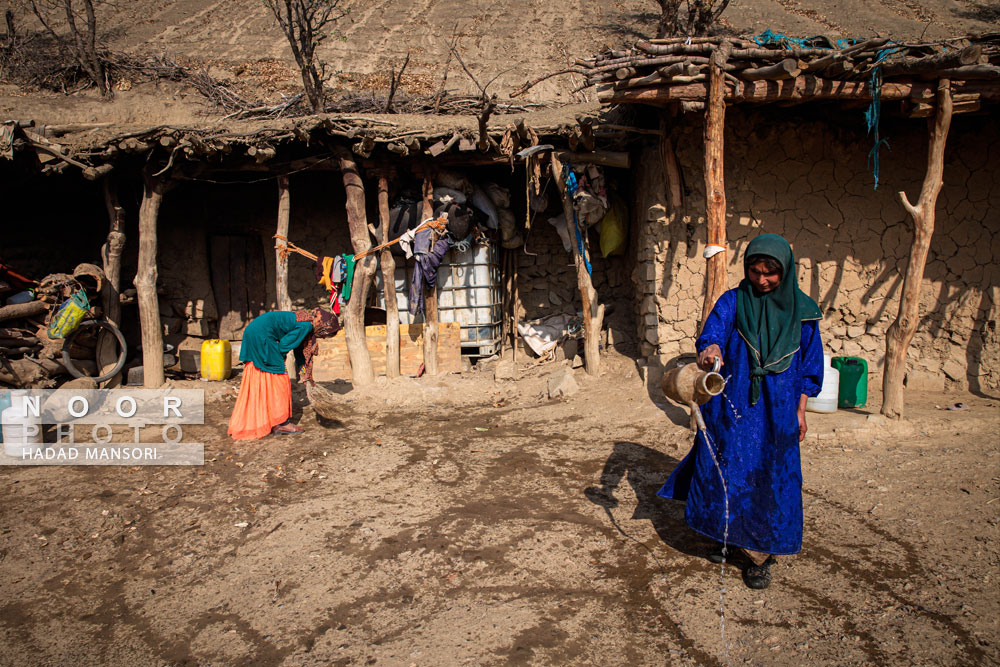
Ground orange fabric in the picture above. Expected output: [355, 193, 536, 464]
[318, 256, 335, 291]
[227, 362, 293, 440]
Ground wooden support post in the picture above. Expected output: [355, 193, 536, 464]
[135, 168, 166, 388]
[550, 153, 603, 376]
[335, 147, 376, 386]
[882, 79, 953, 419]
[98, 176, 126, 387]
[700, 40, 732, 329]
[421, 174, 439, 376]
[378, 172, 400, 379]
[275, 175, 296, 378]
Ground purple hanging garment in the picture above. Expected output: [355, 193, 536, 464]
[409, 228, 451, 317]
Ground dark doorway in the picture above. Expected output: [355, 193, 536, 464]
[209, 234, 266, 340]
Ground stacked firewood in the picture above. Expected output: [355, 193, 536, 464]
[0, 264, 105, 387]
[575, 34, 1000, 113]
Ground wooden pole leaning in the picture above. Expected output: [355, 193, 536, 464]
[882, 79, 953, 419]
[550, 153, 603, 376]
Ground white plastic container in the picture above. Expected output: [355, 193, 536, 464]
[374, 240, 503, 357]
[2, 391, 43, 457]
[806, 353, 840, 413]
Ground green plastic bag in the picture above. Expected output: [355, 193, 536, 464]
[599, 194, 628, 258]
[47, 289, 90, 339]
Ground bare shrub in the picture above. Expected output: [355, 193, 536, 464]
[653, 0, 730, 37]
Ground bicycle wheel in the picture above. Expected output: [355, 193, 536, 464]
[62, 320, 128, 383]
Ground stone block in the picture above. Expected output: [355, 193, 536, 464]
[941, 360, 967, 382]
[905, 369, 945, 392]
[548, 369, 579, 399]
[494, 359, 517, 381]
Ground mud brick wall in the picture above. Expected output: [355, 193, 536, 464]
[156, 171, 354, 343]
[633, 108, 1000, 393]
[515, 210, 634, 350]
[313, 322, 461, 380]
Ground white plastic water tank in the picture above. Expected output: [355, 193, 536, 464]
[806, 353, 840, 413]
[2, 390, 43, 457]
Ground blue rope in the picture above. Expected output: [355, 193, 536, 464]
[562, 165, 592, 276]
[751, 29, 810, 48]
[750, 29, 857, 50]
[863, 45, 902, 190]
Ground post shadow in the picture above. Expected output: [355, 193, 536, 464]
[584, 440, 718, 560]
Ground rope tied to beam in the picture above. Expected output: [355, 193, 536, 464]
[864, 44, 902, 190]
[273, 234, 318, 261]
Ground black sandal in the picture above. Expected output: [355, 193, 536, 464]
[742, 556, 776, 589]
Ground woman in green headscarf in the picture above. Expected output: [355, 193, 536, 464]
[657, 234, 824, 590]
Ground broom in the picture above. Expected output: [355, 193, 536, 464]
[305, 381, 344, 427]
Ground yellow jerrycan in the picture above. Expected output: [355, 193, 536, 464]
[200, 339, 232, 381]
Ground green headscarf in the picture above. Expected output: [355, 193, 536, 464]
[736, 234, 822, 405]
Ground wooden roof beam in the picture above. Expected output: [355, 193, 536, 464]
[599, 77, 1000, 105]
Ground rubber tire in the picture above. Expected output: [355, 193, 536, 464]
[62, 320, 127, 383]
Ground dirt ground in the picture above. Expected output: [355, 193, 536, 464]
[0, 350, 997, 666]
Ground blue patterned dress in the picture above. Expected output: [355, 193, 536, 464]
[657, 289, 824, 555]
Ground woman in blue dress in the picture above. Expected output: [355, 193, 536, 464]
[657, 234, 824, 589]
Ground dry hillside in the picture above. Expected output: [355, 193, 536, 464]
[1, 0, 997, 126]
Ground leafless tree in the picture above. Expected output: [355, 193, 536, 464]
[263, 0, 347, 113]
[24, 0, 110, 96]
[653, 0, 730, 37]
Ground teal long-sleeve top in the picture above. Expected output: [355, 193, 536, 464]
[239, 311, 313, 374]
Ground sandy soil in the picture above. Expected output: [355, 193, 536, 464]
[0, 351, 997, 665]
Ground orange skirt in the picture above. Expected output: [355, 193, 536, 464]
[227, 362, 293, 440]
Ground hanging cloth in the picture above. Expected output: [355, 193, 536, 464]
[408, 228, 452, 317]
[315, 256, 335, 291]
[340, 254, 356, 302]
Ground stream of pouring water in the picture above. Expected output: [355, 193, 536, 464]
[693, 403, 732, 667]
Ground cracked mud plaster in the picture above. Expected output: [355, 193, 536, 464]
[633, 109, 1000, 392]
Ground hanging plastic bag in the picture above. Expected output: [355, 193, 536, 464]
[47, 289, 90, 339]
[599, 194, 628, 258]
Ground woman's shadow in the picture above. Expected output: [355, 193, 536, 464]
[584, 441, 717, 560]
